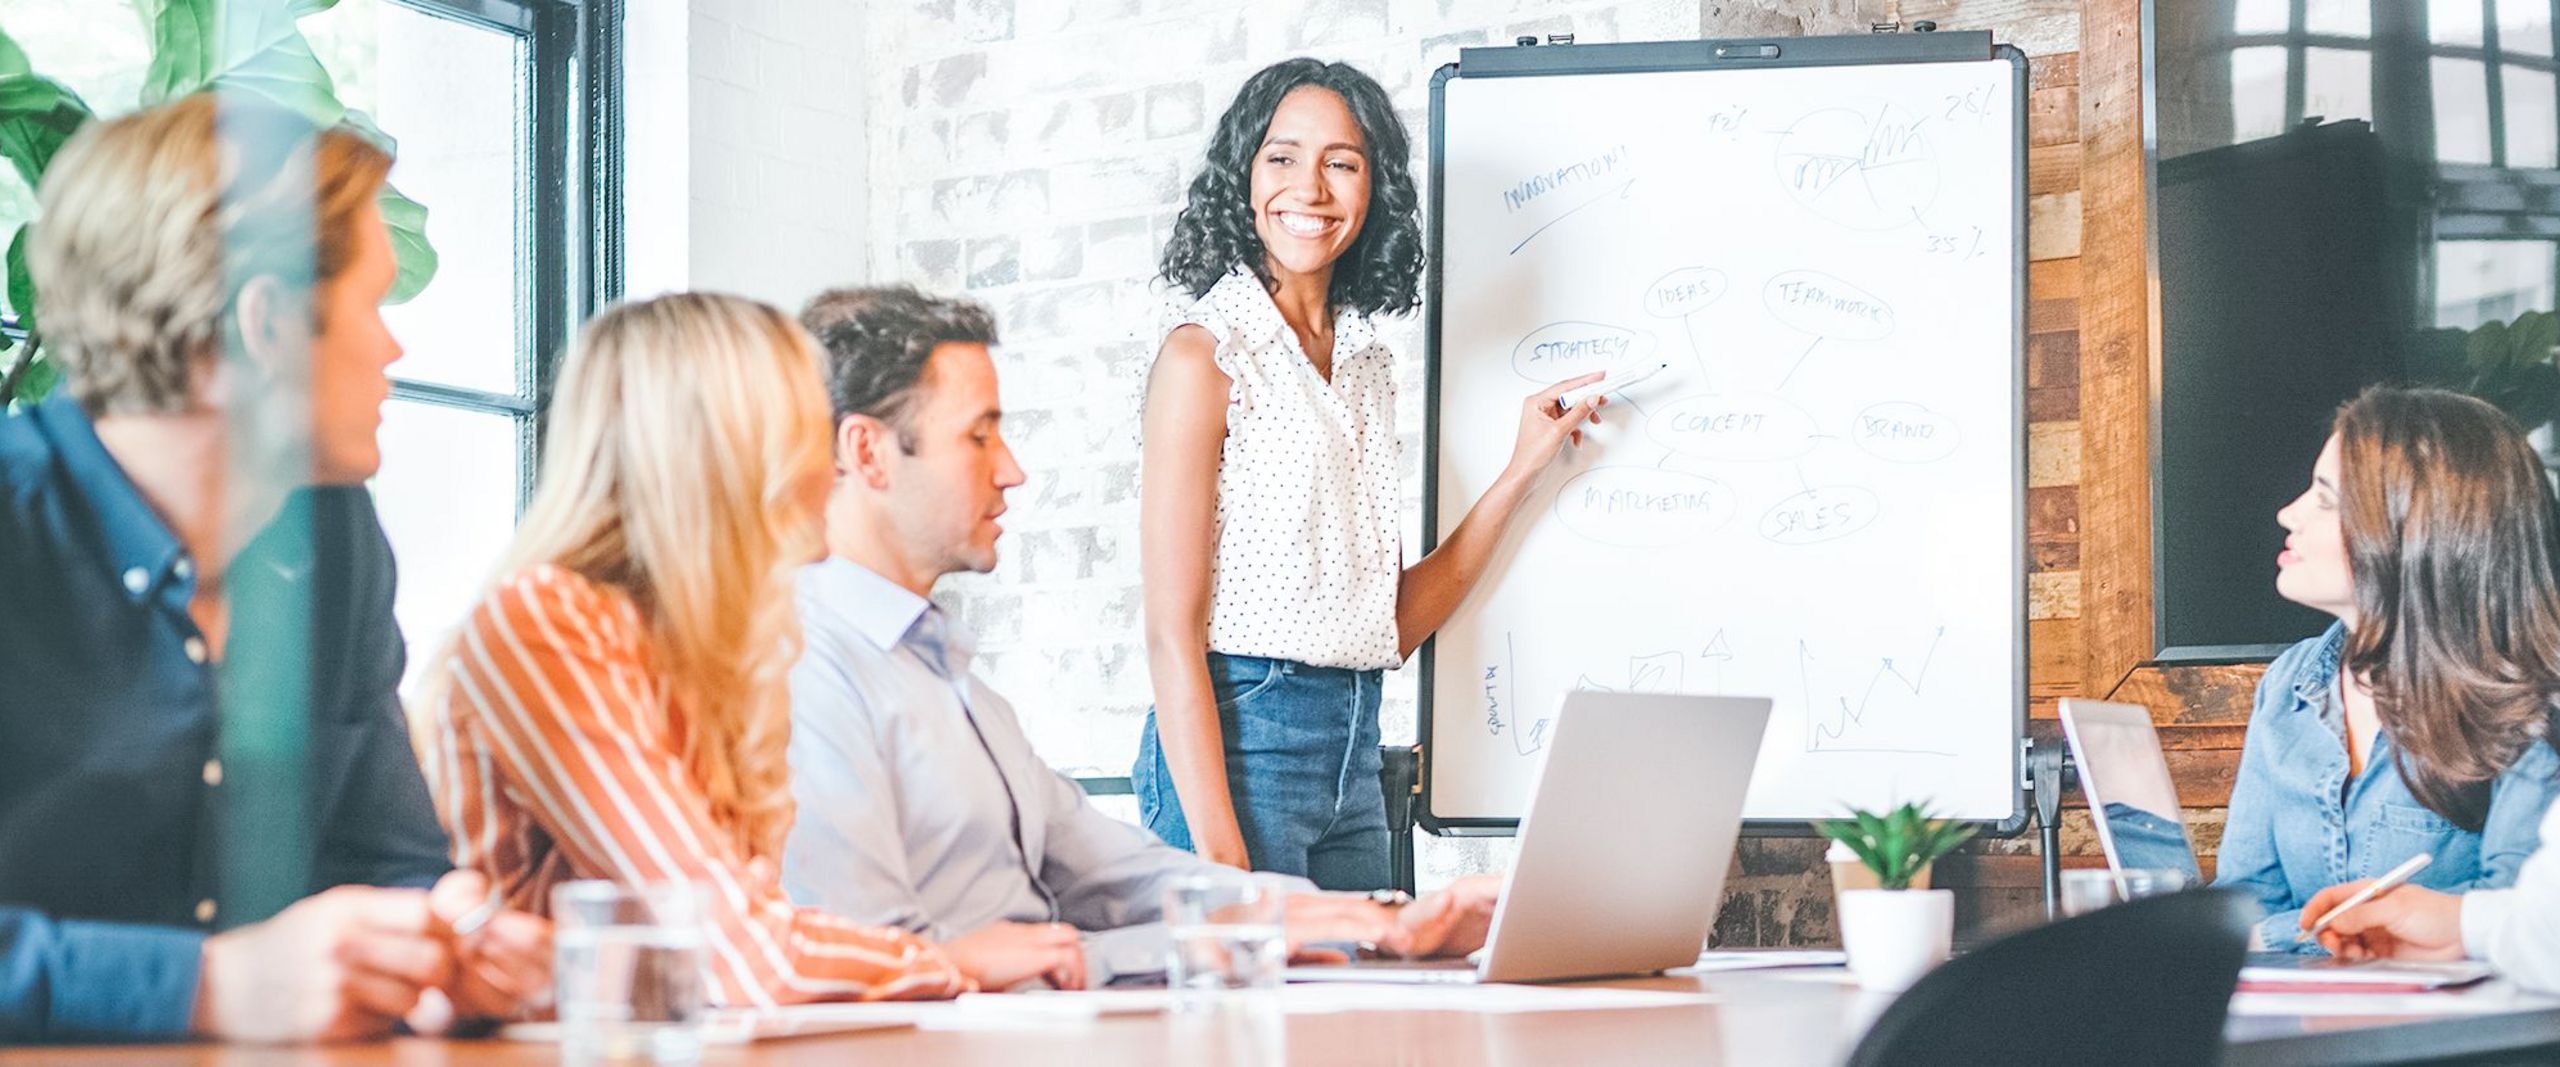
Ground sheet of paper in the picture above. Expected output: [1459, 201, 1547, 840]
[1676, 950, 1849, 974]
[1271, 982, 1712, 1015]
[2230, 981, 2560, 1018]
[2238, 959, 2494, 988]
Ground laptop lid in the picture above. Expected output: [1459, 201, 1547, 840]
[1475, 691, 1773, 983]
[2057, 698, 2204, 886]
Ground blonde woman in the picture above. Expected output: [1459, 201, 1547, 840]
[412, 293, 1062, 1007]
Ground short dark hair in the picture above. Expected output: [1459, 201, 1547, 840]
[799, 285, 998, 453]
[1158, 58, 1424, 317]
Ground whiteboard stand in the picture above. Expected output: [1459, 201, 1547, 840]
[2027, 739, 2075, 919]
[1417, 31, 2031, 842]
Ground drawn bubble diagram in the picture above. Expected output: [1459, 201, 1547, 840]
[1644, 267, 1729, 318]
[1765, 271, 1896, 341]
[1555, 467, 1737, 547]
[1773, 103, 1939, 231]
[1513, 321, 1659, 383]
[1647, 391, 1821, 462]
[1759, 485, 1881, 545]
[1852, 401, 1961, 464]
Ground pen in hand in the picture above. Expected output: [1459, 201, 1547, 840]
[2299, 852, 2433, 943]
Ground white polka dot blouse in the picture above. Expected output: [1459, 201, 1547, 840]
[1159, 267, 1403, 672]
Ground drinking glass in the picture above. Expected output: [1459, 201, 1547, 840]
[1163, 874, 1288, 1009]
[553, 880, 709, 1064]
[2060, 867, 2192, 916]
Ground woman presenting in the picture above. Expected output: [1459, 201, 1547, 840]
[1135, 58, 1604, 888]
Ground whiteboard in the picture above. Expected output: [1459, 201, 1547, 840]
[1421, 39, 2027, 829]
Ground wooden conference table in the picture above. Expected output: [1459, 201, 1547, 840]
[10, 970, 2560, 1066]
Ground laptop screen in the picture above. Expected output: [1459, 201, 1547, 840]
[2058, 700, 2204, 886]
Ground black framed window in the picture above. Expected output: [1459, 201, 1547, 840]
[0, 0, 620, 686]
[2151, 0, 2560, 658]
[2183, 1, 2560, 324]
[306, 0, 619, 688]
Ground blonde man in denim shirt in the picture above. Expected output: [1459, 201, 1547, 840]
[2215, 387, 2560, 953]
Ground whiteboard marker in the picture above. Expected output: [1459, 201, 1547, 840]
[1559, 362, 1670, 409]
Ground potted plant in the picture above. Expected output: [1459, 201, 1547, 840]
[1815, 801, 1975, 991]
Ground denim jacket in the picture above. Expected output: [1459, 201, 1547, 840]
[2214, 622, 2560, 953]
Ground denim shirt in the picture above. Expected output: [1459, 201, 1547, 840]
[2214, 622, 2560, 953]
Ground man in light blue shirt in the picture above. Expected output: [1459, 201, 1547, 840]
[781, 287, 1492, 987]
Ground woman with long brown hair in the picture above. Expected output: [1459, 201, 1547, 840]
[2216, 385, 2560, 953]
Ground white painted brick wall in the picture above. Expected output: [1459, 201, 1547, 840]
[861, 0, 1728, 885]
[679, 0, 869, 307]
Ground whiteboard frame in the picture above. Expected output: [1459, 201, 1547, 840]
[1415, 33, 2033, 838]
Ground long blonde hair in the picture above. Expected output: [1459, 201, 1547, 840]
[491, 292, 830, 860]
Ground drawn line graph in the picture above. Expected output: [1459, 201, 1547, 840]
[1799, 626, 1955, 756]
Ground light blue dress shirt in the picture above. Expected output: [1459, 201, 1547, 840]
[2214, 622, 2560, 952]
[782, 559, 1289, 983]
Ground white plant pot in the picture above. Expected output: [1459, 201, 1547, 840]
[1838, 888, 1953, 992]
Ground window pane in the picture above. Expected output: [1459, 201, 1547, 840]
[2306, 0, 2371, 37]
[2508, 65, 2559, 167]
[2499, 0, 2555, 56]
[308, 2, 527, 396]
[373, 401, 520, 694]
[2436, 0, 2489, 46]
[2305, 48, 2375, 124]
[2235, 0, 2291, 34]
[2233, 47, 2291, 142]
[2437, 56, 2496, 162]
[2436, 240, 2558, 328]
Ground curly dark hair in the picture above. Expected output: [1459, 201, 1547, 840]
[1158, 58, 1423, 317]
[799, 284, 998, 454]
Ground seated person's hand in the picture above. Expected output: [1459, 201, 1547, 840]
[1280, 894, 1403, 961]
[194, 885, 452, 1043]
[423, 870, 552, 1026]
[945, 920, 1088, 991]
[2303, 880, 2466, 962]
[1398, 875, 1501, 959]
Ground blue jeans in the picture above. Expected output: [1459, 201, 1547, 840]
[1135, 653, 1389, 891]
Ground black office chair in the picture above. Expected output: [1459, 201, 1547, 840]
[1844, 888, 2255, 1067]
[1380, 744, 1420, 894]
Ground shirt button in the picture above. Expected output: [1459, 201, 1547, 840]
[184, 637, 209, 664]
[202, 759, 223, 787]
[123, 567, 150, 595]
[173, 558, 194, 582]
[194, 898, 217, 924]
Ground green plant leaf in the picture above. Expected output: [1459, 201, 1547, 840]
[340, 107, 396, 155]
[2507, 310, 2558, 377]
[7, 343, 59, 406]
[138, 0, 217, 103]
[379, 179, 434, 305]
[2468, 317, 2514, 377]
[0, 23, 96, 190]
[209, 30, 343, 127]
[140, 0, 339, 119]
[6, 224, 34, 335]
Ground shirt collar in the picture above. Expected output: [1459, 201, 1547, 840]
[2289, 620, 2350, 711]
[26, 397, 189, 607]
[1210, 266, 1384, 363]
[802, 556, 975, 668]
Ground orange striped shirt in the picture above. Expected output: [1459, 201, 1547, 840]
[412, 564, 971, 1008]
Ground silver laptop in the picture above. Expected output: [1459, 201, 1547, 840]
[2056, 698, 2204, 887]
[1288, 690, 1773, 984]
